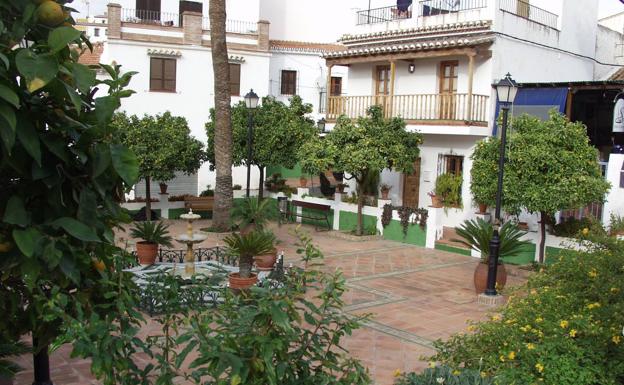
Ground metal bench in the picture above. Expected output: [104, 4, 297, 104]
[184, 196, 214, 213]
[283, 200, 331, 231]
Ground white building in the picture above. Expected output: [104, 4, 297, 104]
[76, 14, 109, 42]
[94, 0, 352, 197]
[322, 0, 619, 231]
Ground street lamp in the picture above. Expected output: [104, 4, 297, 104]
[486, 73, 518, 296]
[244, 89, 259, 197]
[317, 118, 327, 133]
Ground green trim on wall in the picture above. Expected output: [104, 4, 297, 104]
[338, 211, 377, 234]
[382, 220, 426, 247]
[300, 207, 334, 229]
[435, 243, 472, 256]
[502, 243, 536, 265]
[267, 164, 303, 179]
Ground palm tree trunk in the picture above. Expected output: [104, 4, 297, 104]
[258, 165, 264, 200]
[356, 179, 364, 236]
[145, 175, 152, 221]
[210, 0, 233, 231]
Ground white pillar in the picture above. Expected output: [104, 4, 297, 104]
[604, 154, 624, 230]
[333, 193, 341, 231]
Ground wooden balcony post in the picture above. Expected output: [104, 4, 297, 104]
[466, 51, 476, 121]
[389, 60, 396, 118]
[326, 64, 333, 118]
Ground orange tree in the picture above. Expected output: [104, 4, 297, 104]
[0, 0, 139, 382]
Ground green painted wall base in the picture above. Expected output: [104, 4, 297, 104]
[382, 220, 426, 247]
[435, 243, 471, 256]
[338, 211, 377, 234]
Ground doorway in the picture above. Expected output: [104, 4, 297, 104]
[402, 159, 421, 208]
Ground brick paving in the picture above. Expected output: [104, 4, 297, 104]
[14, 221, 527, 385]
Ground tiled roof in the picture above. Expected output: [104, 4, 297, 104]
[269, 40, 345, 54]
[609, 67, 624, 81]
[77, 43, 104, 66]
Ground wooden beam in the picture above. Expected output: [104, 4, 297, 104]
[565, 88, 574, 119]
[466, 52, 475, 121]
[326, 64, 333, 118]
[326, 47, 480, 66]
[389, 60, 396, 118]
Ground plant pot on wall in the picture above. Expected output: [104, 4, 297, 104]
[478, 203, 488, 214]
[299, 176, 308, 188]
[430, 194, 442, 208]
[254, 249, 277, 270]
[473, 262, 507, 294]
[159, 183, 168, 194]
[228, 272, 258, 290]
[136, 241, 159, 265]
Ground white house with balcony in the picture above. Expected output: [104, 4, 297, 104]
[322, 0, 607, 231]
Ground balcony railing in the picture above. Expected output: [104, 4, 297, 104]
[419, 0, 488, 16]
[356, 5, 413, 25]
[327, 93, 489, 123]
[202, 17, 258, 34]
[121, 8, 180, 27]
[499, 0, 558, 29]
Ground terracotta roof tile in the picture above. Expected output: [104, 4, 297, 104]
[77, 43, 104, 66]
[609, 67, 624, 81]
[269, 40, 345, 53]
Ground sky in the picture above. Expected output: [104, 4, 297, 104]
[71, 0, 624, 21]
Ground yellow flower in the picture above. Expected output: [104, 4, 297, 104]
[467, 325, 477, 332]
[499, 355, 505, 362]
[452, 370, 461, 376]
[569, 329, 578, 338]
[613, 336, 621, 345]
[588, 269, 598, 278]
[393, 369, 402, 378]
[587, 302, 601, 310]
[520, 325, 532, 332]
[611, 287, 620, 294]
[560, 320, 569, 329]
[535, 363, 545, 373]
[429, 361, 436, 368]
[526, 343, 536, 350]
[582, 228, 589, 236]
[492, 314, 502, 321]
[535, 317, 544, 323]
[480, 371, 487, 378]
[507, 351, 516, 360]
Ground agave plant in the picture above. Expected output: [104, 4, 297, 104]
[231, 197, 276, 232]
[0, 340, 29, 379]
[454, 218, 527, 263]
[223, 230, 275, 278]
[129, 221, 173, 247]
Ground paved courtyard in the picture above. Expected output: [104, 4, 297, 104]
[14, 220, 527, 385]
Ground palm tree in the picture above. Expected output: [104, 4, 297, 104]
[209, 0, 234, 231]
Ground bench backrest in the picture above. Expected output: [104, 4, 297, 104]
[291, 200, 331, 211]
[184, 196, 214, 209]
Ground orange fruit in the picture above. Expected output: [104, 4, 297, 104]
[92, 259, 106, 272]
[36, 1, 65, 27]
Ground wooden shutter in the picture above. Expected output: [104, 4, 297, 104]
[136, 0, 161, 20]
[150, 57, 163, 91]
[163, 59, 176, 92]
[229, 63, 241, 96]
[330, 77, 342, 96]
[281, 70, 297, 95]
[150, 57, 176, 92]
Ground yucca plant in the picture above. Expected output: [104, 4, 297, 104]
[454, 218, 527, 263]
[129, 221, 174, 247]
[0, 341, 29, 379]
[223, 230, 275, 278]
[231, 197, 276, 232]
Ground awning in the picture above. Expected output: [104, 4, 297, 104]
[493, 87, 568, 135]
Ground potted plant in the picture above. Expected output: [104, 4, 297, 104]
[380, 183, 392, 200]
[223, 230, 275, 289]
[477, 202, 488, 214]
[610, 214, 624, 236]
[253, 230, 279, 270]
[435, 173, 462, 208]
[299, 175, 308, 188]
[454, 218, 527, 294]
[233, 184, 242, 191]
[158, 182, 168, 194]
[336, 182, 348, 193]
[428, 191, 442, 208]
[231, 197, 276, 234]
[130, 221, 174, 265]
[0, 340, 29, 385]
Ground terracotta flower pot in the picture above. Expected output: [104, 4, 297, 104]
[229, 272, 258, 290]
[381, 190, 390, 200]
[474, 262, 507, 294]
[299, 177, 308, 187]
[136, 241, 158, 265]
[254, 249, 277, 271]
[159, 183, 168, 194]
[430, 194, 442, 208]
[478, 203, 488, 214]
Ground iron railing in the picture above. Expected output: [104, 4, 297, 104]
[499, 0, 558, 29]
[121, 8, 180, 27]
[356, 4, 414, 25]
[202, 17, 258, 34]
[327, 93, 489, 122]
[419, 0, 488, 16]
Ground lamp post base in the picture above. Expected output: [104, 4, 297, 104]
[477, 293, 506, 307]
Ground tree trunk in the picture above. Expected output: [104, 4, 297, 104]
[239, 255, 253, 278]
[145, 175, 152, 221]
[539, 211, 547, 264]
[210, 0, 233, 231]
[258, 166, 265, 200]
[356, 180, 364, 236]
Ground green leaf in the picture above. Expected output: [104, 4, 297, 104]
[95, 96, 119, 124]
[59, 255, 80, 284]
[110, 144, 139, 186]
[12, 228, 42, 257]
[0, 53, 8, 70]
[0, 104, 16, 129]
[42, 136, 69, 162]
[63, 82, 82, 112]
[52, 217, 100, 242]
[48, 26, 83, 53]
[16, 116, 41, 165]
[92, 143, 111, 177]
[0, 105, 16, 153]
[230, 375, 241, 385]
[15, 50, 59, 92]
[3, 196, 29, 226]
[77, 189, 97, 223]
[0, 84, 20, 108]
[69, 63, 96, 94]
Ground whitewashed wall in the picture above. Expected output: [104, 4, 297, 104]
[594, 25, 624, 80]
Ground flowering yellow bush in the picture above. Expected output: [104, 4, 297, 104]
[431, 235, 624, 385]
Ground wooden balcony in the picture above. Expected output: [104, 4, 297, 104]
[327, 93, 489, 124]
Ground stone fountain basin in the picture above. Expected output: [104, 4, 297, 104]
[175, 233, 208, 243]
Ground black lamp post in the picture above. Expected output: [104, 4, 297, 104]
[485, 73, 518, 296]
[244, 89, 259, 198]
[317, 117, 327, 133]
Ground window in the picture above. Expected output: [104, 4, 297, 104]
[440, 155, 463, 176]
[229, 63, 241, 96]
[375, 65, 391, 96]
[94, 28, 100, 37]
[150, 57, 176, 92]
[330, 76, 342, 96]
[136, 0, 161, 20]
[517, 0, 530, 18]
[281, 70, 297, 95]
[439, 61, 459, 119]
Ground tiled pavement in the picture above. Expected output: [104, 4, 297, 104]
[14, 221, 527, 385]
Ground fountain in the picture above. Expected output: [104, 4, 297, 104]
[175, 209, 208, 276]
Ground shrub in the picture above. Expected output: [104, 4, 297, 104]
[609, 214, 624, 236]
[435, 173, 462, 207]
[551, 216, 605, 238]
[199, 184, 215, 197]
[431, 236, 624, 385]
[454, 218, 527, 263]
[395, 365, 493, 385]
